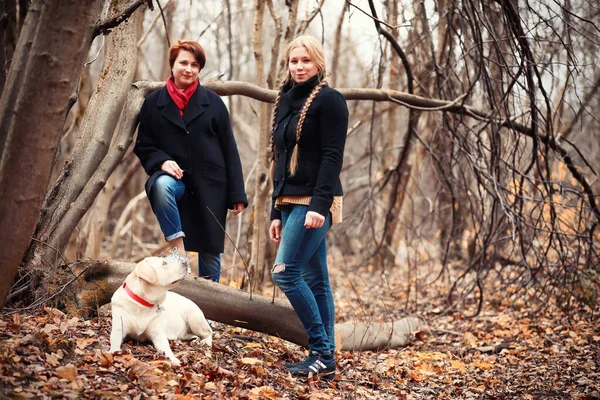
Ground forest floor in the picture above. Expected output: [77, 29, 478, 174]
[1, 255, 599, 399]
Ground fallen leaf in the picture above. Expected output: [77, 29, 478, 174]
[473, 359, 494, 370]
[97, 351, 113, 367]
[449, 360, 467, 372]
[56, 364, 77, 382]
[76, 338, 96, 350]
[241, 357, 262, 365]
[46, 353, 59, 367]
[42, 324, 59, 334]
[249, 386, 278, 399]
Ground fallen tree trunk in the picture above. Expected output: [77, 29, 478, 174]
[73, 259, 424, 352]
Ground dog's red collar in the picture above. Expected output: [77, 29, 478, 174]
[123, 282, 155, 307]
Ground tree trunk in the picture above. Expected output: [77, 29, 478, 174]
[375, 0, 402, 267]
[23, 4, 142, 273]
[247, 0, 270, 292]
[74, 259, 424, 352]
[329, 2, 346, 89]
[0, 0, 105, 309]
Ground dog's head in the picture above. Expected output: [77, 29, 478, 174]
[134, 256, 188, 290]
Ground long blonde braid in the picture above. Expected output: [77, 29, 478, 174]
[288, 80, 327, 176]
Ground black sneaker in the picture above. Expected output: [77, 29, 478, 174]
[288, 351, 336, 379]
[284, 351, 318, 370]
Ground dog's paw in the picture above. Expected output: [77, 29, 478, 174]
[170, 357, 181, 367]
[108, 348, 122, 354]
[200, 336, 213, 347]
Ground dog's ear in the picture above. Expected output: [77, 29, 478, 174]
[135, 258, 159, 285]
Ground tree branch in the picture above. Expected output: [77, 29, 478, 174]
[155, 0, 170, 48]
[94, 0, 145, 37]
[296, 0, 325, 35]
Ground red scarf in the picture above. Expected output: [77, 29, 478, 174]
[166, 76, 199, 116]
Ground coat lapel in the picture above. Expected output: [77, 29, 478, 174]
[157, 87, 187, 131]
[183, 85, 209, 126]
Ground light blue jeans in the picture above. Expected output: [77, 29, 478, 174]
[148, 174, 221, 282]
[271, 204, 335, 355]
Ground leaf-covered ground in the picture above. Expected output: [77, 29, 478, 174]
[1, 257, 599, 399]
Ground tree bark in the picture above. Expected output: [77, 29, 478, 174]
[0, 0, 105, 309]
[247, 0, 270, 292]
[74, 259, 424, 352]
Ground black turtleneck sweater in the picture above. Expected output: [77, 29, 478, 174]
[270, 76, 349, 220]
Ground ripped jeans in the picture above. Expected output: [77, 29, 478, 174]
[271, 204, 335, 355]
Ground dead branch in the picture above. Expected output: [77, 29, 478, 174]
[95, 0, 146, 36]
[74, 259, 424, 351]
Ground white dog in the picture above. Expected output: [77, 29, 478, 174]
[109, 256, 212, 366]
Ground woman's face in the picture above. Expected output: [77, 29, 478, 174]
[172, 49, 200, 90]
[288, 46, 318, 83]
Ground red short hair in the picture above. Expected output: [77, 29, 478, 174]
[169, 40, 206, 70]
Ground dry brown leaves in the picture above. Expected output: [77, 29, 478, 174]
[1, 257, 599, 399]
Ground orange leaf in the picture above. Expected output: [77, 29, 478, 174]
[473, 359, 494, 370]
[240, 357, 262, 365]
[98, 351, 113, 367]
[56, 364, 77, 382]
[449, 360, 466, 372]
[249, 386, 278, 399]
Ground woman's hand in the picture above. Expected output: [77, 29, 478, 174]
[269, 219, 282, 243]
[161, 160, 183, 179]
[232, 203, 245, 216]
[304, 211, 325, 229]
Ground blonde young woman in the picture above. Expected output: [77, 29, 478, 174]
[268, 36, 348, 379]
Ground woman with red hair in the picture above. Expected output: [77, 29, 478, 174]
[134, 40, 247, 282]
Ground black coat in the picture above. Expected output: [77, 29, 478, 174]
[134, 85, 247, 253]
[270, 76, 349, 220]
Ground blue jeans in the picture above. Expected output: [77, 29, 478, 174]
[198, 252, 221, 282]
[148, 175, 221, 282]
[148, 175, 186, 241]
[271, 205, 335, 355]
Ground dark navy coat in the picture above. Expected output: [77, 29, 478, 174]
[134, 85, 247, 254]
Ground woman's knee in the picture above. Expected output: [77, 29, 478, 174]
[149, 175, 178, 203]
[271, 262, 291, 287]
[152, 175, 177, 194]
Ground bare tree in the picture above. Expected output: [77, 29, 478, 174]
[0, 0, 107, 308]
[13, 3, 145, 306]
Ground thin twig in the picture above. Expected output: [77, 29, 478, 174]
[205, 206, 253, 300]
[29, 237, 75, 275]
[156, 0, 171, 48]
[345, 0, 409, 30]
[3, 267, 89, 316]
